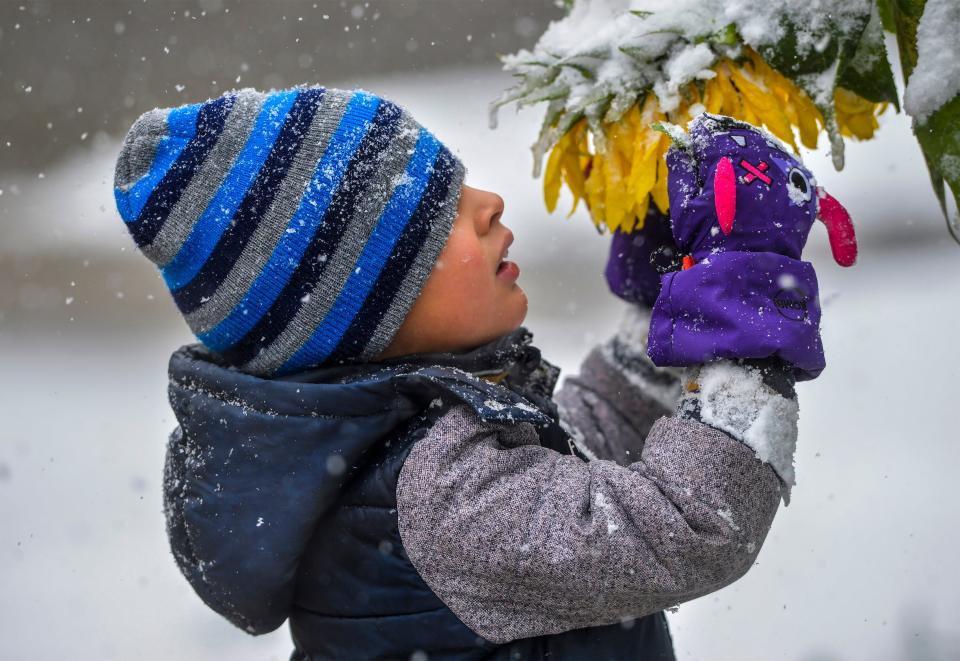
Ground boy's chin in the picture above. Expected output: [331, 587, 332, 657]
[503, 286, 528, 330]
[472, 295, 527, 346]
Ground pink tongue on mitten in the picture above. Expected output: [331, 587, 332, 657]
[816, 188, 858, 267]
[714, 156, 736, 235]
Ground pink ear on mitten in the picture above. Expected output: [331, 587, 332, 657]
[816, 187, 858, 267]
[714, 156, 737, 235]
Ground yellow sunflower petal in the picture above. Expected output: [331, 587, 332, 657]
[704, 75, 724, 114]
[651, 133, 671, 213]
[834, 88, 883, 140]
[542, 141, 563, 213]
[584, 152, 605, 229]
[633, 194, 651, 232]
[715, 62, 747, 120]
[794, 92, 822, 149]
[568, 119, 591, 214]
[729, 61, 798, 150]
[752, 58, 809, 151]
[603, 132, 633, 233]
[630, 130, 660, 209]
[841, 110, 879, 140]
[561, 154, 585, 216]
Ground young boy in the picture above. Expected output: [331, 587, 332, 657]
[114, 86, 831, 660]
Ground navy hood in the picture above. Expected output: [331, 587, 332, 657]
[163, 327, 561, 635]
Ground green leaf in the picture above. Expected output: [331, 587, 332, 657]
[758, 9, 875, 170]
[876, 0, 897, 31]
[517, 83, 571, 108]
[837, 3, 900, 109]
[691, 24, 737, 46]
[883, 0, 960, 242]
[629, 10, 653, 19]
[757, 19, 840, 79]
[826, 12, 873, 87]
[912, 92, 960, 241]
[650, 121, 691, 151]
[560, 62, 596, 80]
[638, 28, 685, 39]
[603, 89, 641, 124]
[567, 48, 608, 60]
[513, 59, 554, 68]
[715, 23, 739, 46]
[886, 0, 926, 81]
[618, 45, 651, 62]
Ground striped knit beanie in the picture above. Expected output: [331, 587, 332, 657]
[113, 86, 466, 376]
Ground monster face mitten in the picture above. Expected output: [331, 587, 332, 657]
[643, 113, 858, 380]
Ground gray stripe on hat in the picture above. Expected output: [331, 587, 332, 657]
[143, 89, 267, 266]
[242, 113, 424, 374]
[184, 89, 355, 335]
[114, 108, 168, 192]
[360, 157, 466, 360]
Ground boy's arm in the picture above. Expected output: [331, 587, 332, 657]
[553, 303, 682, 464]
[396, 361, 795, 644]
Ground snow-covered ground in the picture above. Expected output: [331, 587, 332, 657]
[1, 65, 958, 660]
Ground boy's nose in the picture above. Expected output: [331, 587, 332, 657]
[481, 192, 505, 234]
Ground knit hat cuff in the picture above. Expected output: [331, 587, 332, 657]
[358, 157, 467, 361]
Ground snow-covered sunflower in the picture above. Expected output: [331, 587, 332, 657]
[490, 0, 959, 239]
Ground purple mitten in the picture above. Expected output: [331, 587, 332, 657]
[605, 205, 678, 308]
[647, 113, 858, 381]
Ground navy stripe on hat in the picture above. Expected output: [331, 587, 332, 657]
[237, 108, 424, 375]
[277, 128, 442, 372]
[171, 88, 326, 314]
[143, 90, 267, 267]
[129, 94, 237, 248]
[181, 89, 356, 335]
[197, 91, 381, 351]
[161, 89, 299, 290]
[115, 103, 203, 224]
[325, 145, 459, 364]
[218, 99, 405, 366]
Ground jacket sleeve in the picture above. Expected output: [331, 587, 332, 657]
[396, 358, 791, 644]
[553, 303, 683, 465]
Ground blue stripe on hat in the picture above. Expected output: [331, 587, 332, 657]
[198, 91, 381, 352]
[161, 89, 299, 290]
[170, 88, 326, 314]
[324, 146, 458, 364]
[128, 94, 237, 248]
[279, 128, 441, 373]
[115, 103, 203, 223]
[214, 99, 405, 366]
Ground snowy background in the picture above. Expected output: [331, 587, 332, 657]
[2, 2, 959, 660]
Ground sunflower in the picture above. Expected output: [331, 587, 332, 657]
[543, 47, 888, 234]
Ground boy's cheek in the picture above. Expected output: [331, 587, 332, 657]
[446, 247, 491, 285]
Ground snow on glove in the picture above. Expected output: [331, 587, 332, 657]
[647, 113, 858, 381]
[604, 205, 680, 308]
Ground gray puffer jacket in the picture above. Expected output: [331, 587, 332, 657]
[396, 304, 789, 644]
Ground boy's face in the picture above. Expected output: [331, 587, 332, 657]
[377, 184, 528, 359]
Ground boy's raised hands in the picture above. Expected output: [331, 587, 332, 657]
[644, 113, 861, 380]
[604, 207, 678, 309]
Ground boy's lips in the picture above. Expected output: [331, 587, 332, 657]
[495, 230, 519, 281]
[498, 230, 513, 266]
[495, 231, 514, 270]
[496, 259, 520, 281]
